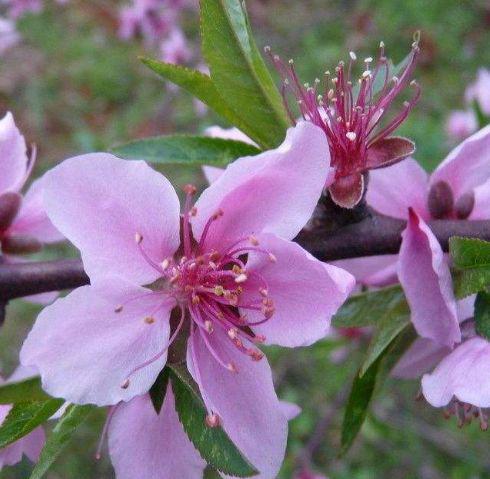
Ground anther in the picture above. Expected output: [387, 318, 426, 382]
[135, 232, 143, 244]
[205, 413, 221, 428]
[214, 285, 224, 296]
[212, 209, 224, 220]
[183, 184, 197, 195]
[144, 316, 155, 324]
[192, 295, 201, 305]
[259, 288, 268, 297]
[364, 57, 373, 63]
[346, 131, 357, 142]
[114, 305, 123, 313]
[161, 258, 170, 271]
[204, 320, 214, 333]
[268, 253, 277, 263]
[190, 207, 197, 217]
[249, 350, 264, 361]
[228, 328, 239, 340]
[349, 51, 357, 60]
[227, 362, 238, 373]
[264, 45, 271, 53]
[121, 379, 130, 389]
[235, 273, 248, 284]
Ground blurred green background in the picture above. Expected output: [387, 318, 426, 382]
[1, 0, 490, 477]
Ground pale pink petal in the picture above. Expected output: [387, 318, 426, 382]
[431, 125, 490, 198]
[204, 126, 257, 146]
[398, 209, 460, 347]
[7, 177, 64, 243]
[465, 68, 490, 116]
[279, 401, 301, 421]
[43, 153, 181, 285]
[202, 165, 224, 184]
[332, 255, 398, 287]
[241, 234, 354, 347]
[422, 337, 490, 408]
[0, 422, 45, 468]
[108, 390, 206, 479]
[366, 157, 430, 220]
[193, 122, 329, 251]
[187, 328, 287, 479]
[445, 110, 477, 141]
[21, 279, 174, 406]
[0, 112, 29, 193]
[470, 177, 490, 220]
[392, 338, 451, 379]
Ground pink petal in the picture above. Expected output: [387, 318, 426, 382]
[193, 122, 329, 251]
[202, 165, 224, 184]
[366, 136, 415, 170]
[431, 125, 490, 199]
[21, 279, 174, 406]
[445, 110, 477, 141]
[7, 177, 64, 243]
[43, 153, 181, 285]
[108, 390, 206, 479]
[392, 338, 451, 379]
[279, 401, 301, 421]
[204, 126, 257, 146]
[187, 327, 287, 479]
[470, 177, 490, 219]
[332, 255, 398, 287]
[242, 234, 355, 347]
[0, 112, 29, 194]
[0, 421, 45, 468]
[398, 209, 460, 347]
[366, 157, 430, 220]
[422, 337, 490, 408]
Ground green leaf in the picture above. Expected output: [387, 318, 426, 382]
[340, 325, 416, 455]
[141, 59, 251, 135]
[0, 399, 64, 448]
[449, 237, 490, 298]
[169, 363, 258, 477]
[112, 135, 260, 167]
[475, 291, 490, 341]
[30, 404, 95, 479]
[200, 0, 289, 149]
[150, 367, 170, 414]
[333, 285, 405, 328]
[0, 377, 52, 404]
[360, 291, 410, 376]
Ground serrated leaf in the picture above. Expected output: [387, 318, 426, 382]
[200, 0, 289, 149]
[0, 376, 52, 404]
[150, 367, 170, 414]
[333, 285, 404, 328]
[450, 237, 490, 298]
[112, 135, 260, 167]
[29, 404, 95, 479]
[475, 291, 490, 341]
[169, 364, 258, 477]
[141, 59, 251, 135]
[340, 325, 416, 455]
[360, 292, 410, 376]
[0, 399, 64, 448]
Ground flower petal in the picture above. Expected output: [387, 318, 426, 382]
[431, 124, 490, 199]
[202, 165, 224, 184]
[7, 177, 63, 243]
[0, 422, 45, 468]
[108, 390, 206, 479]
[392, 338, 451, 379]
[332, 255, 398, 287]
[187, 328, 287, 479]
[21, 279, 173, 406]
[204, 126, 256, 146]
[470, 177, 490, 220]
[242, 234, 354, 347]
[43, 153, 181, 285]
[422, 337, 490, 408]
[398, 209, 460, 347]
[193, 122, 329, 250]
[328, 173, 364, 209]
[0, 112, 29, 194]
[366, 157, 430, 220]
[366, 136, 415, 169]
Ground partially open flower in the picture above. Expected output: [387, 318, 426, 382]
[266, 39, 420, 208]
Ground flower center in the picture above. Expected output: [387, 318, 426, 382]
[265, 38, 420, 180]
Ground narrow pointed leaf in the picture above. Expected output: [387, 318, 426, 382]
[200, 0, 289, 148]
[149, 367, 170, 414]
[169, 363, 258, 477]
[29, 404, 95, 479]
[0, 376, 52, 404]
[0, 399, 64, 448]
[141, 59, 251, 135]
[112, 135, 260, 166]
[474, 291, 490, 341]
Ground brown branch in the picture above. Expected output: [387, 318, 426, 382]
[1, 213, 490, 302]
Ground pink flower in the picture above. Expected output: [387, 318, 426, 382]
[159, 28, 192, 64]
[266, 41, 420, 208]
[0, 366, 45, 471]
[294, 469, 328, 479]
[445, 110, 477, 141]
[21, 122, 354, 477]
[3, 0, 42, 19]
[0, 112, 63, 259]
[465, 68, 490, 116]
[0, 18, 19, 55]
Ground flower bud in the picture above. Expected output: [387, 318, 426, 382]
[0, 192, 22, 232]
[428, 181, 454, 219]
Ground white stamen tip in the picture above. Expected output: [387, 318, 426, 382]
[264, 45, 271, 53]
[362, 70, 371, 78]
[288, 59, 294, 65]
[161, 259, 170, 271]
[205, 413, 221, 428]
[349, 51, 357, 60]
[249, 235, 259, 246]
[364, 57, 373, 63]
[379, 41, 385, 48]
[346, 131, 357, 141]
[235, 273, 248, 284]
[268, 253, 277, 263]
[135, 232, 143, 244]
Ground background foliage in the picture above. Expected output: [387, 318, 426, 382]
[1, 0, 490, 477]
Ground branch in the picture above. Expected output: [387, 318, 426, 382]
[1, 213, 490, 302]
